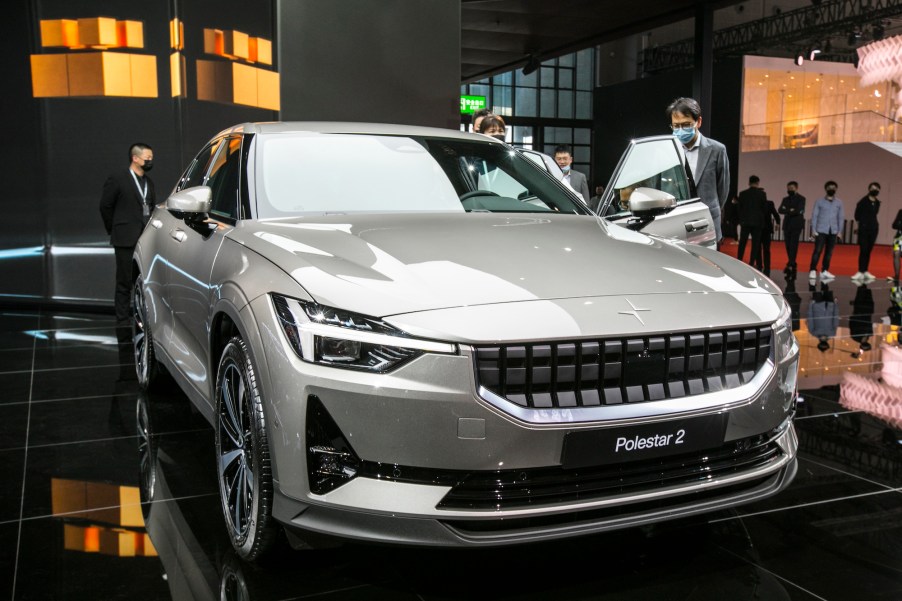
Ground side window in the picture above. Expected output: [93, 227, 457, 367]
[206, 136, 243, 221]
[600, 138, 691, 217]
[177, 139, 225, 191]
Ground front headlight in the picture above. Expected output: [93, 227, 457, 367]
[773, 300, 798, 361]
[272, 294, 457, 372]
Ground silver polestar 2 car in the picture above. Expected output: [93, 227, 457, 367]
[132, 122, 799, 561]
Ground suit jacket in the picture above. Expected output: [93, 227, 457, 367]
[763, 199, 780, 232]
[689, 134, 730, 241]
[737, 186, 766, 228]
[99, 168, 156, 247]
[565, 169, 591, 203]
[778, 193, 805, 232]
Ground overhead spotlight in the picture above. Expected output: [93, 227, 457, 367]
[809, 47, 821, 61]
[522, 54, 540, 76]
[795, 52, 805, 66]
[848, 30, 861, 46]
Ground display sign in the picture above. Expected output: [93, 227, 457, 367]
[460, 94, 486, 114]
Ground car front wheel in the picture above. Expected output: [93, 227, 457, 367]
[132, 278, 160, 390]
[215, 336, 278, 561]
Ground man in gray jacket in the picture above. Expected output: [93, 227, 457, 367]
[553, 145, 590, 203]
[666, 97, 731, 245]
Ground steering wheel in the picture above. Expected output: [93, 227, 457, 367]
[460, 190, 500, 201]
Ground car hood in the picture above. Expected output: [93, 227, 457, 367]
[229, 213, 779, 325]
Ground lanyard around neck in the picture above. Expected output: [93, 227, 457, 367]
[129, 169, 147, 201]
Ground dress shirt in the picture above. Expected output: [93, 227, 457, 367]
[810, 196, 844, 235]
[682, 133, 702, 184]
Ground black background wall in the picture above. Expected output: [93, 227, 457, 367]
[592, 57, 742, 202]
[0, 1, 278, 305]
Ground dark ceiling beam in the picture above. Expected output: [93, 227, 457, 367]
[642, 0, 902, 73]
[460, 0, 748, 82]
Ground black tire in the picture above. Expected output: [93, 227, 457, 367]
[132, 277, 161, 390]
[215, 336, 278, 562]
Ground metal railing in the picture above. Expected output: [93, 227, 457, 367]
[742, 111, 901, 152]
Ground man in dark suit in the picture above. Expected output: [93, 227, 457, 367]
[99, 142, 156, 325]
[778, 180, 805, 276]
[553, 145, 590, 203]
[666, 97, 730, 245]
[736, 175, 766, 269]
[759, 195, 781, 275]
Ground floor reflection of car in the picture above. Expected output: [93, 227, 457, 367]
[518, 136, 716, 248]
[132, 122, 799, 561]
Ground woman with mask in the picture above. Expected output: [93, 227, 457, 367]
[852, 182, 881, 282]
[479, 114, 508, 141]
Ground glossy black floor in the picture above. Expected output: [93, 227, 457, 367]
[2, 271, 901, 600]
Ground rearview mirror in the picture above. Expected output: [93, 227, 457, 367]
[167, 186, 212, 215]
[628, 187, 677, 217]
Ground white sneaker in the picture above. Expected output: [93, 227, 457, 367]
[851, 272, 865, 280]
[863, 272, 876, 281]
[820, 270, 835, 280]
[809, 270, 817, 279]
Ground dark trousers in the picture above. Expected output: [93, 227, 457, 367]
[114, 246, 136, 324]
[759, 229, 774, 273]
[809, 233, 837, 272]
[857, 229, 878, 272]
[737, 224, 763, 269]
[783, 228, 802, 268]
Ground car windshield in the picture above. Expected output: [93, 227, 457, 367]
[255, 132, 587, 218]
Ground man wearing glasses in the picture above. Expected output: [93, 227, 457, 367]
[666, 97, 730, 246]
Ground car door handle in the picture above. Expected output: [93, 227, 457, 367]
[151, 219, 162, 229]
[684, 219, 709, 232]
[170, 229, 187, 243]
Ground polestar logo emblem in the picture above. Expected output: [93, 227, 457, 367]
[618, 298, 651, 325]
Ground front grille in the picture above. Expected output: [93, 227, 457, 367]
[474, 327, 772, 408]
[438, 431, 783, 511]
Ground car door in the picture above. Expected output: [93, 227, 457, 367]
[166, 135, 243, 398]
[599, 135, 715, 248]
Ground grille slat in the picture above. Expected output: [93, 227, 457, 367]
[438, 435, 782, 510]
[475, 327, 771, 408]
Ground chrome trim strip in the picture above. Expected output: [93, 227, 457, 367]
[476, 359, 776, 425]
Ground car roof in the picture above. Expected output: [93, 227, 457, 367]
[213, 121, 498, 142]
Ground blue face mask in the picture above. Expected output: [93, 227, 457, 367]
[673, 126, 696, 145]
[561, 164, 571, 173]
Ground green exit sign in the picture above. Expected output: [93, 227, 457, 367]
[460, 95, 486, 114]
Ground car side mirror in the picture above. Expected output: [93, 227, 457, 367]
[167, 186, 212, 219]
[628, 187, 676, 217]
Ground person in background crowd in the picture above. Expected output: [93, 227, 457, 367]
[472, 108, 493, 133]
[588, 185, 605, 213]
[479, 114, 507, 141]
[736, 175, 766, 269]
[808, 180, 844, 282]
[553, 145, 590, 203]
[99, 142, 156, 327]
[849, 280, 874, 358]
[758, 193, 781, 275]
[889, 207, 902, 282]
[722, 193, 739, 240]
[807, 282, 839, 353]
[778, 180, 806, 276]
[852, 181, 881, 282]
[665, 97, 730, 245]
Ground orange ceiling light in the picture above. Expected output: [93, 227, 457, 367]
[32, 17, 158, 98]
[203, 28, 272, 65]
[197, 27, 279, 110]
[40, 17, 144, 49]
